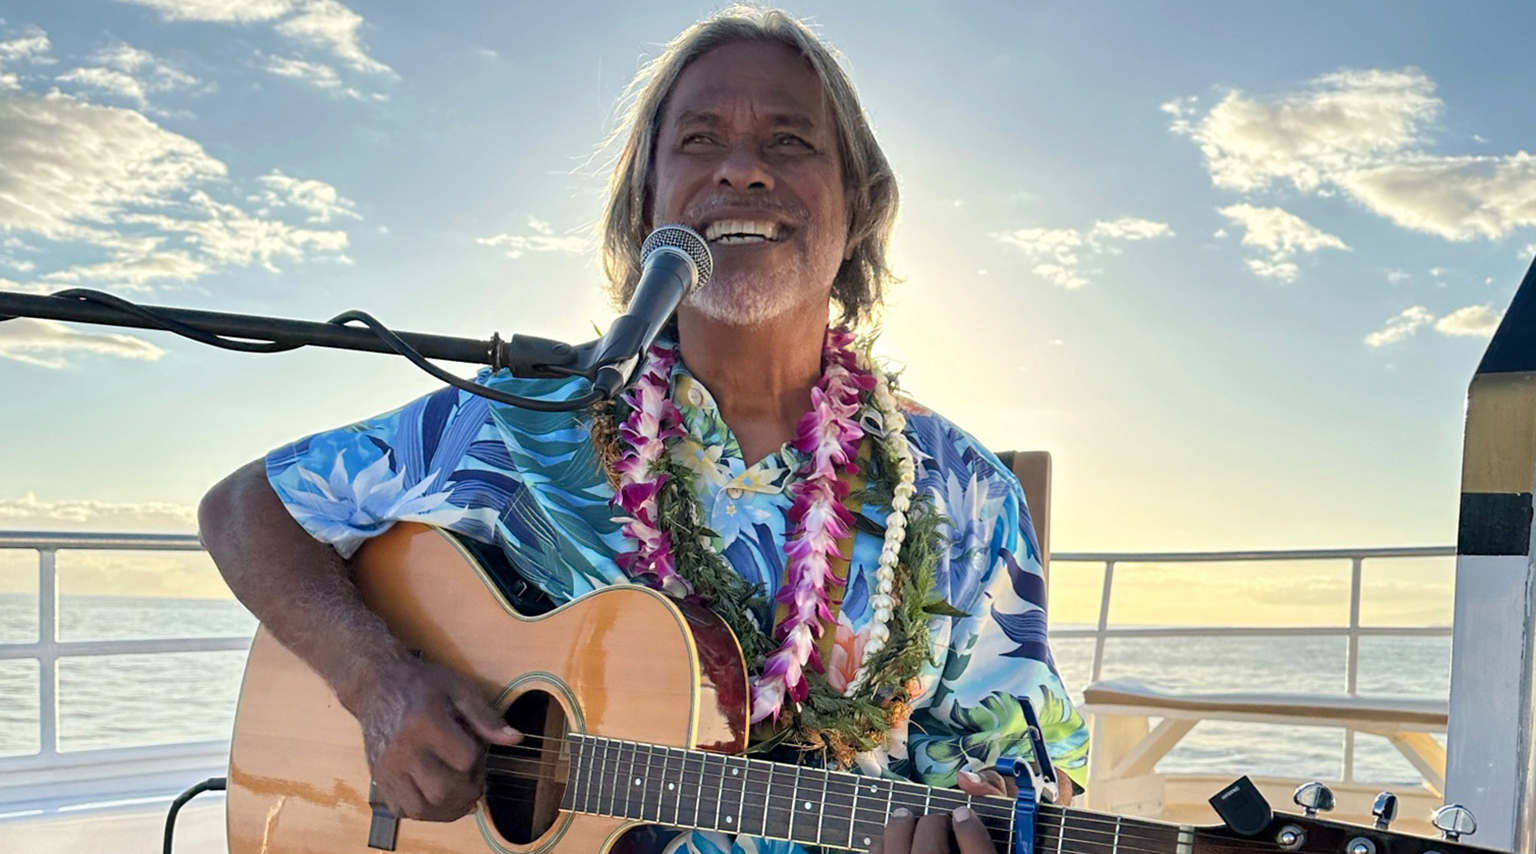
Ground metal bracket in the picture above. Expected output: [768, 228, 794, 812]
[366, 781, 399, 851]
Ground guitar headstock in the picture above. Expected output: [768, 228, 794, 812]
[1200, 778, 1500, 854]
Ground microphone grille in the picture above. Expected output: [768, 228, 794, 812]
[641, 225, 713, 291]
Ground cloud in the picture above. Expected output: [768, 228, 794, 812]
[56, 43, 200, 109]
[1170, 68, 1536, 246]
[1435, 304, 1502, 337]
[116, 0, 393, 80]
[252, 169, 359, 222]
[1365, 304, 1503, 347]
[0, 317, 165, 367]
[1385, 268, 1411, 284]
[261, 54, 374, 99]
[274, 0, 390, 75]
[119, 190, 349, 271]
[1522, 242, 1536, 260]
[1365, 306, 1434, 347]
[1217, 203, 1349, 281]
[111, 0, 300, 21]
[0, 26, 53, 90]
[1336, 153, 1536, 241]
[0, 84, 352, 289]
[0, 492, 195, 530]
[1170, 69, 1437, 193]
[993, 217, 1173, 289]
[0, 29, 51, 62]
[477, 218, 588, 259]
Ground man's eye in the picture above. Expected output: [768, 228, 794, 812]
[775, 134, 812, 149]
[681, 133, 716, 146]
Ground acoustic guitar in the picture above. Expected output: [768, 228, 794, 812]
[225, 523, 1491, 854]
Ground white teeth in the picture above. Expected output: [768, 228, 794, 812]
[704, 219, 780, 242]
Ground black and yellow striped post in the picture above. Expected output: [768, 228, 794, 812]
[1445, 254, 1536, 852]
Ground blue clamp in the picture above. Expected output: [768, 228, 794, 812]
[995, 755, 1036, 854]
[995, 699, 1058, 854]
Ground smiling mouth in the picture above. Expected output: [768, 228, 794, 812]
[702, 219, 785, 245]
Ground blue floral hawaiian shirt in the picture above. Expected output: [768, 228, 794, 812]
[266, 349, 1090, 854]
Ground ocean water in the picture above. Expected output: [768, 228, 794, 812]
[0, 594, 1449, 785]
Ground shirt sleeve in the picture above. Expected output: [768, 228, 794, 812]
[905, 470, 1091, 793]
[264, 379, 506, 558]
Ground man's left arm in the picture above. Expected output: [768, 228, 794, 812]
[905, 475, 1089, 802]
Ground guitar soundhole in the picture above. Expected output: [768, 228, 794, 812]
[486, 690, 569, 844]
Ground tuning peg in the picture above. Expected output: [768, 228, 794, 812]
[1372, 793, 1398, 830]
[1293, 782, 1335, 817]
[1432, 805, 1478, 841]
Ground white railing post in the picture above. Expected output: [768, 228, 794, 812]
[1342, 556, 1363, 783]
[1090, 560, 1115, 682]
[38, 547, 58, 758]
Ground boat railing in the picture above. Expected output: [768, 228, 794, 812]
[1049, 545, 1456, 784]
[0, 533, 1456, 809]
[0, 531, 245, 808]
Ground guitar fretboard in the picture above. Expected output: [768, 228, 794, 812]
[555, 734, 1188, 854]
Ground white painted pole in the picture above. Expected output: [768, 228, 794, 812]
[1445, 254, 1536, 854]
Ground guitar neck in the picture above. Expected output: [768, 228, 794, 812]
[557, 734, 1189, 853]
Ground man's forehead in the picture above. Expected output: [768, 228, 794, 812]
[660, 41, 831, 129]
[668, 104, 820, 130]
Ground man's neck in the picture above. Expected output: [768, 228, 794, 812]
[675, 303, 829, 466]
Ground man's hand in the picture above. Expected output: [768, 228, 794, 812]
[956, 767, 1074, 807]
[869, 768, 1077, 854]
[871, 807, 995, 854]
[356, 659, 523, 822]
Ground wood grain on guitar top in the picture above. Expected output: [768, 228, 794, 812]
[226, 522, 750, 854]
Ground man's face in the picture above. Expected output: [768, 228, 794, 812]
[651, 41, 849, 327]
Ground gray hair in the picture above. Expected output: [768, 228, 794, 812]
[597, 5, 899, 329]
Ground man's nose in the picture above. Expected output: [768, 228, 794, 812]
[713, 141, 774, 192]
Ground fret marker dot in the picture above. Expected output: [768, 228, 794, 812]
[731, 768, 739, 776]
[727, 816, 734, 824]
[804, 801, 812, 810]
[868, 786, 877, 793]
[864, 839, 871, 846]
[667, 783, 675, 791]
[634, 778, 642, 786]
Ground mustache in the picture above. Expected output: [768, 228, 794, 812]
[681, 195, 807, 226]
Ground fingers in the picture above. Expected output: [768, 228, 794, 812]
[881, 808, 917, 854]
[451, 688, 521, 747]
[912, 813, 951, 853]
[407, 751, 482, 822]
[956, 768, 1010, 798]
[1056, 778, 1074, 807]
[950, 806, 995, 854]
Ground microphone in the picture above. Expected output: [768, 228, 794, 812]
[592, 225, 713, 399]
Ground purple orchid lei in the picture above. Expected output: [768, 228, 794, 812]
[611, 328, 878, 723]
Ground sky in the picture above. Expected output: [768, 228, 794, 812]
[0, 1, 1532, 616]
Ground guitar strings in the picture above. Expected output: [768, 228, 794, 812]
[483, 737, 1283, 854]
[471, 781, 1300, 854]
[476, 751, 1286, 854]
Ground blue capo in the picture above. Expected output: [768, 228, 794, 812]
[994, 699, 1058, 854]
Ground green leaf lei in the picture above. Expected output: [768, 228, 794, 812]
[595, 371, 954, 768]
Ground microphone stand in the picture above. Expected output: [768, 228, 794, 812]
[0, 289, 616, 412]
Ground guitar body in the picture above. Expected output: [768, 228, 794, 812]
[226, 522, 750, 854]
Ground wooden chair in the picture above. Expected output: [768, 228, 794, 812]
[995, 450, 1051, 581]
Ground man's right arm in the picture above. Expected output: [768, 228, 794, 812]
[199, 459, 520, 821]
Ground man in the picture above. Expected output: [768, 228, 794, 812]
[199, 8, 1089, 854]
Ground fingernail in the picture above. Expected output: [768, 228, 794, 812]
[958, 768, 979, 781]
[892, 807, 912, 818]
[953, 806, 974, 822]
[502, 726, 518, 737]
